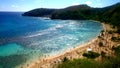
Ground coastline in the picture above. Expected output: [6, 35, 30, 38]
[18, 22, 114, 68]
[18, 38, 98, 68]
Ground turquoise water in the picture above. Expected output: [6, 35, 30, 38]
[0, 12, 102, 68]
[0, 43, 25, 56]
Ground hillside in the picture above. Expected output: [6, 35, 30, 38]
[22, 8, 56, 17]
[23, 4, 91, 18]
[51, 3, 120, 22]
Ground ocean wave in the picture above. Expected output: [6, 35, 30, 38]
[25, 23, 67, 38]
[28, 34, 79, 48]
[26, 31, 50, 38]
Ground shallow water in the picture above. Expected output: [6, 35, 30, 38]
[0, 12, 102, 68]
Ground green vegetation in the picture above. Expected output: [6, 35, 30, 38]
[108, 30, 114, 34]
[58, 57, 120, 68]
[110, 45, 120, 67]
[116, 29, 120, 34]
[22, 8, 56, 17]
[99, 42, 104, 47]
[83, 51, 100, 59]
[62, 57, 69, 62]
[101, 51, 106, 58]
[108, 30, 117, 34]
[111, 37, 120, 42]
[112, 45, 120, 56]
[58, 59, 99, 68]
[58, 45, 120, 68]
[58, 56, 120, 68]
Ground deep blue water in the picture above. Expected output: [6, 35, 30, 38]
[0, 12, 102, 68]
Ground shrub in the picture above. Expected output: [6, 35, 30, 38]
[112, 46, 120, 56]
[99, 42, 103, 47]
[62, 57, 69, 62]
[98, 36, 101, 38]
[101, 30, 104, 33]
[101, 51, 106, 58]
[83, 51, 100, 59]
[116, 29, 120, 34]
[111, 37, 120, 42]
[111, 37, 117, 41]
[108, 30, 113, 34]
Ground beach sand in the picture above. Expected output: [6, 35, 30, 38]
[18, 22, 119, 68]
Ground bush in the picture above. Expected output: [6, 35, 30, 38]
[62, 57, 69, 62]
[98, 36, 101, 38]
[108, 30, 113, 34]
[83, 51, 100, 59]
[111, 37, 120, 42]
[101, 51, 106, 58]
[111, 37, 116, 40]
[99, 42, 103, 47]
[116, 29, 120, 34]
[112, 46, 120, 56]
[101, 30, 104, 33]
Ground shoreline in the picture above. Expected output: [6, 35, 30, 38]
[18, 22, 114, 68]
[20, 38, 98, 68]
[17, 36, 98, 68]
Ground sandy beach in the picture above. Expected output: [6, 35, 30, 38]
[18, 22, 119, 68]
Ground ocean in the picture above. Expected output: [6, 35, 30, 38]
[0, 12, 102, 68]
